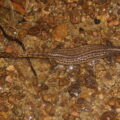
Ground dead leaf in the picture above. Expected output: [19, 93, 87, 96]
[10, 0, 26, 15]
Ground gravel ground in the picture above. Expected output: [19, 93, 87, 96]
[0, 0, 120, 120]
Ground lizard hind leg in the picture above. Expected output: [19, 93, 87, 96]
[49, 58, 58, 67]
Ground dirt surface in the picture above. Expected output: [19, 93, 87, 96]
[0, 0, 120, 120]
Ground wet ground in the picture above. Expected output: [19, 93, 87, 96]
[0, 0, 120, 120]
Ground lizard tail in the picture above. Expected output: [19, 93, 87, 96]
[0, 52, 48, 59]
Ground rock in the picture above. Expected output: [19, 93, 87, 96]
[52, 24, 68, 42]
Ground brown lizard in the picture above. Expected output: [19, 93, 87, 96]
[0, 44, 120, 65]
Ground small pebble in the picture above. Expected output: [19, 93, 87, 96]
[100, 111, 117, 120]
[5, 76, 14, 83]
[6, 65, 16, 72]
